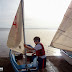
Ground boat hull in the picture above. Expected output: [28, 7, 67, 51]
[9, 49, 38, 72]
[60, 50, 72, 65]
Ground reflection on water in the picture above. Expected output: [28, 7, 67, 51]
[45, 47, 61, 56]
[0, 28, 61, 57]
[53, 49, 61, 56]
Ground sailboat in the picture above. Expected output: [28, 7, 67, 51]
[7, 0, 38, 72]
[50, 1, 72, 65]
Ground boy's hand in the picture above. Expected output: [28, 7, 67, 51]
[24, 44, 35, 50]
[32, 52, 35, 56]
[24, 44, 27, 48]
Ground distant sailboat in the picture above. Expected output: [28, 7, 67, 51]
[50, 1, 72, 65]
[7, 0, 38, 71]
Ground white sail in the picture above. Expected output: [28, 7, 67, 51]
[7, 0, 25, 54]
[50, 1, 72, 51]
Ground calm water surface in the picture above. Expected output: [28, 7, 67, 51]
[0, 28, 61, 57]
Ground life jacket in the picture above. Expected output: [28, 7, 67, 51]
[36, 43, 45, 56]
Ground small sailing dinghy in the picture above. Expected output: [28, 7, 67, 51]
[50, 1, 72, 65]
[7, 0, 38, 72]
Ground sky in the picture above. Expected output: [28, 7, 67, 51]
[0, 0, 71, 29]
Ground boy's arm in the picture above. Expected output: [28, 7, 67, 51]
[24, 44, 35, 50]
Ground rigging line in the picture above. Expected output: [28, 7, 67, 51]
[68, 7, 72, 10]
[60, 33, 72, 39]
[55, 31, 72, 40]
[58, 29, 65, 32]
[64, 15, 72, 20]
[52, 42, 72, 49]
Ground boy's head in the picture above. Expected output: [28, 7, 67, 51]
[33, 36, 40, 44]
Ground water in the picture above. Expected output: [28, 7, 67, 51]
[0, 28, 61, 57]
[0, 28, 10, 57]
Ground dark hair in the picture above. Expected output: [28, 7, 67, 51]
[33, 36, 40, 42]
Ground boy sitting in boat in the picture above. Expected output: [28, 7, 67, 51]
[24, 36, 46, 69]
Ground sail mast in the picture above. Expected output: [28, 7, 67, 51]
[21, 0, 27, 66]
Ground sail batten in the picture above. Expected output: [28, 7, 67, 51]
[7, 0, 25, 54]
[50, 1, 72, 51]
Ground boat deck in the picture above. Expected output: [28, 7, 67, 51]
[0, 56, 72, 72]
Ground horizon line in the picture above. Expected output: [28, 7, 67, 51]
[0, 27, 57, 29]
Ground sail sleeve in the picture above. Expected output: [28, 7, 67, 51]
[7, 0, 25, 54]
[50, 1, 72, 51]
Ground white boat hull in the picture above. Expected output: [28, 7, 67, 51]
[60, 50, 72, 65]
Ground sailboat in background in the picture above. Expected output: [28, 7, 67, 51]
[7, 0, 38, 72]
[50, 1, 72, 65]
